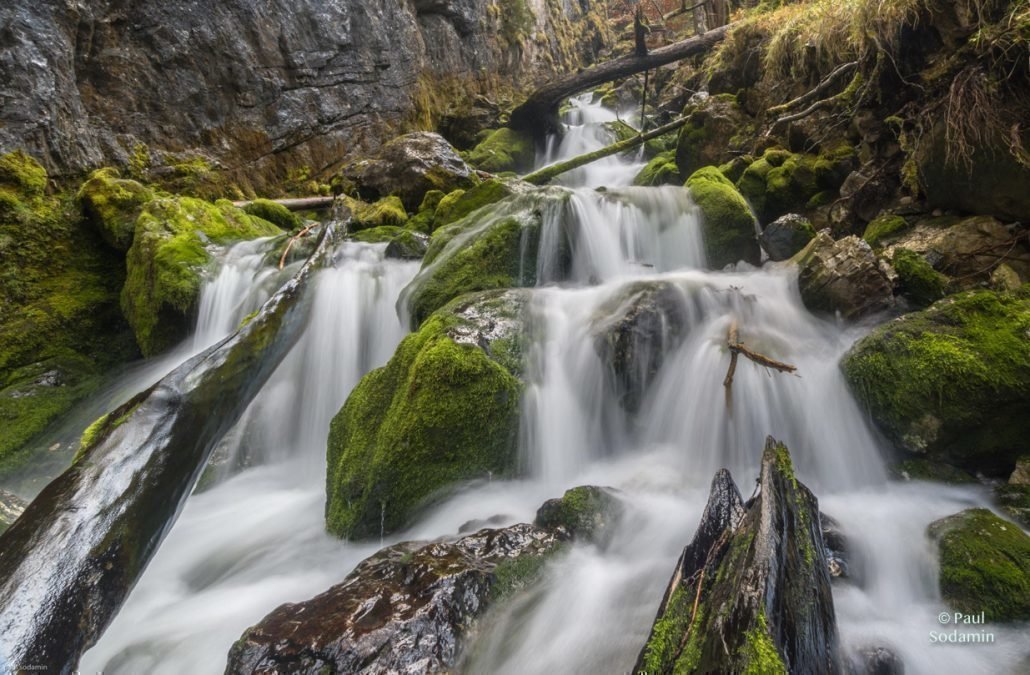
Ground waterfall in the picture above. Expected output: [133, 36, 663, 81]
[80, 98, 1026, 675]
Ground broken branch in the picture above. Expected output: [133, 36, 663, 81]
[278, 222, 319, 270]
[723, 319, 798, 407]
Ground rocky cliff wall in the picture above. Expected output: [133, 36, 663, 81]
[0, 0, 604, 191]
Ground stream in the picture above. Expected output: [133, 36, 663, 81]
[76, 96, 1027, 674]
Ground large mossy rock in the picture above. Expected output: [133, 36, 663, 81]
[326, 289, 530, 539]
[685, 167, 760, 268]
[466, 127, 537, 174]
[675, 93, 749, 179]
[76, 167, 154, 251]
[1, 152, 138, 475]
[338, 132, 478, 211]
[841, 289, 1030, 475]
[737, 146, 855, 225]
[634, 150, 682, 187]
[401, 188, 562, 327]
[928, 508, 1030, 622]
[794, 232, 895, 320]
[590, 281, 692, 413]
[121, 196, 281, 356]
[636, 438, 842, 674]
[916, 124, 1030, 223]
[534, 485, 624, 545]
[241, 198, 303, 231]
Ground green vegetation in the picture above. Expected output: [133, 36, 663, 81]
[685, 167, 760, 268]
[892, 459, 976, 484]
[348, 226, 406, 244]
[242, 199, 303, 231]
[466, 128, 536, 174]
[325, 292, 526, 539]
[0, 152, 138, 474]
[490, 546, 564, 601]
[929, 508, 1030, 622]
[634, 151, 681, 186]
[740, 612, 788, 675]
[841, 289, 1030, 475]
[121, 196, 281, 356]
[533, 486, 621, 544]
[77, 168, 154, 251]
[892, 247, 948, 307]
[735, 146, 854, 224]
[863, 214, 909, 247]
[352, 195, 408, 231]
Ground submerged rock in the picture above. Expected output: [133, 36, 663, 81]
[121, 196, 281, 356]
[927, 508, 1030, 622]
[533, 485, 624, 546]
[636, 438, 842, 674]
[326, 289, 531, 540]
[841, 289, 1030, 476]
[226, 523, 560, 675]
[339, 132, 477, 211]
[760, 213, 816, 261]
[685, 167, 761, 268]
[850, 645, 905, 675]
[591, 281, 692, 413]
[794, 232, 894, 320]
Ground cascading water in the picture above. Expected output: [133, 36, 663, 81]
[80, 98, 1026, 674]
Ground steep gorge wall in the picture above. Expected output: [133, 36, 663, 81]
[0, 0, 604, 190]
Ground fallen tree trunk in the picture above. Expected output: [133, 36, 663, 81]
[509, 23, 734, 137]
[521, 114, 691, 185]
[232, 196, 334, 211]
[0, 223, 339, 671]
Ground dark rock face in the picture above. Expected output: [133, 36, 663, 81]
[761, 213, 816, 261]
[226, 523, 560, 675]
[339, 133, 476, 211]
[796, 232, 895, 320]
[0, 1, 603, 189]
[591, 281, 692, 413]
[821, 512, 860, 583]
[636, 438, 843, 674]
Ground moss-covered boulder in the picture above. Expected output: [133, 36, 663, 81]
[76, 168, 154, 251]
[326, 289, 530, 539]
[346, 225, 405, 244]
[242, 198, 303, 231]
[685, 167, 760, 268]
[1, 152, 138, 475]
[675, 93, 749, 179]
[841, 289, 1030, 475]
[737, 146, 855, 224]
[862, 214, 909, 247]
[401, 188, 561, 327]
[760, 213, 816, 261]
[928, 508, 1029, 622]
[384, 230, 429, 260]
[533, 485, 623, 545]
[121, 196, 281, 356]
[431, 178, 530, 231]
[890, 247, 948, 307]
[352, 195, 408, 231]
[466, 127, 536, 174]
[634, 150, 682, 187]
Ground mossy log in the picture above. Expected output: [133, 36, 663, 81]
[521, 115, 693, 185]
[231, 196, 334, 211]
[509, 23, 734, 137]
[0, 224, 338, 670]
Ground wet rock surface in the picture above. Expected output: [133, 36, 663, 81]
[796, 232, 894, 320]
[0, 489, 27, 534]
[591, 281, 692, 413]
[0, 1, 603, 188]
[761, 213, 816, 261]
[636, 438, 842, 674]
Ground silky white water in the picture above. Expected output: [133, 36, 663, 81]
[82, 100, 1027, 674]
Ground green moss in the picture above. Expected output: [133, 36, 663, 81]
[242, 199, 301, 231]
[929, 508, 1030, 622]
[737, 157, 772, 217]
[892, 248, 948, 307]
[77, 168, 154, 251]
[685, 167, 760, 268]
[0, 150, 47, 196]
[325, 296, 524, 539]
[634, 151, 682, 186]
[864, 214, 909, 246]
[418, 190, 446, 214]
[348, 226, 406, 243]
[433, 179, 522, 231]
[405, 191, 551, 327]
[736, 147, 853, 223]
[893, 459, 976, 484]
[638, 584, 701, 673]
[533, 486, 621, 542]
[491, 546, 564, 601]
[841, 289, 1030, 474]
[498, 0, 535, 47]
[466, 128, 536, 174]
[121, 196, 280, 356]
[740, 612, 788, 675]
[351, 195, 408, 231]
